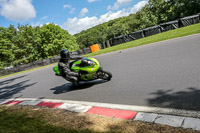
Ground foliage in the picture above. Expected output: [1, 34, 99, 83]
[0, 23, 79, 68]
[0, 27, 15, 68]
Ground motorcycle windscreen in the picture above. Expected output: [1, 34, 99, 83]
[79, 58, 94, 67]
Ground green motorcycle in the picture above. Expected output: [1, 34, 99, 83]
[53, 57, 112, 83]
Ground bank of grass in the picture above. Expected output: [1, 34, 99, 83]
[1, 23, 200, 79]
[85, 23, 200, 57]
[0, 105, 198, 133]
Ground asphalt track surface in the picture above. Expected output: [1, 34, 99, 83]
[1, 34, 200, 111]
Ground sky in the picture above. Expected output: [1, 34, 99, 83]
[0, 0, 148, 35]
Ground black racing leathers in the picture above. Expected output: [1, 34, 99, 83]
[58, 56, 83, 82]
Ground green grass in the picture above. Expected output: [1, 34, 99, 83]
[1, 23, 200, 79]
[85, 23, 200, 57]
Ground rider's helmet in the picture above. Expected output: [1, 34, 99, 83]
[60, 49, 70, 62]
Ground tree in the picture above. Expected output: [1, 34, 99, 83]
[12, 25, 36, 65]
[165, 0, 200, 21]
[40, 23, 79, 58]
[0, 26, 15, 68]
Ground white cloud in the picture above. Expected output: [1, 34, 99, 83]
[0, 0, 6, 3]
[63, 17, 98, 35]
[63, 4, 75, 14]
[107, 5, 112, 10]
[130, 0, 148, 13]
[62, 0, 148, 35]
[79, 7, 88, 17]
[62, 9, 129, 35]
[87, 0, 97, 3]
[0, 0, 36, 22]
[40, 16, 48, 20]
[108, 0, 132, 10]
[99, 9, 129, 23]
[63, 4, 71, 9]
[69, 8, 75, 14]
[0, 0, 6, 5]
[30, 16, 49, 27]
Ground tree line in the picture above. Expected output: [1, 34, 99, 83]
[0, 24, 79, 69]
[0, 0, 200, 69]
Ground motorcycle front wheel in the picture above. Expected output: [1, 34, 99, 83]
[99, 70, 112, 81]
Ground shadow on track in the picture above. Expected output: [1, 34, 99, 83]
[0, 80, 37, 99]
[0, 75, 27, 86]
[51, 80, 106, 94]
[147, 87, 200, 111]
[0, 74, 37, 99]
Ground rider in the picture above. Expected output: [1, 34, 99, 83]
[58, 49, 83, 83]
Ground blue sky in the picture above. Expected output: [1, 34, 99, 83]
[0, 0, 148, 35]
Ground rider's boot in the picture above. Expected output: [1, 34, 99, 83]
[70, 76, 79, 85]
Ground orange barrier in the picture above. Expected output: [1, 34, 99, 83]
[90, 44, 100, 53]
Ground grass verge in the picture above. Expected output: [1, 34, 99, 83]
[0, 105, 198, 133]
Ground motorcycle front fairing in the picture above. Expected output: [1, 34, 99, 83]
[71, 57, 100, 81]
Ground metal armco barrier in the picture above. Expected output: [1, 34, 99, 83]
[179, 14, 200, 27]
[143, 25, 162, 37]
[0, 56, 60, 76]
[128, 30, 145, 41]
[160, 20, 179, 32]
[108, 13, 200, 47]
